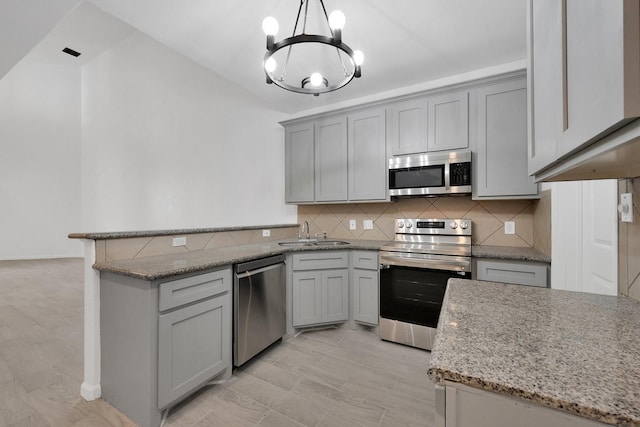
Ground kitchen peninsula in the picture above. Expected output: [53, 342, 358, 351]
[428, 279, 640, 426]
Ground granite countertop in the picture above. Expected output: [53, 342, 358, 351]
[69, 224, 299, 240]
[472, 245, 551, 263]
[93, 239, 389, 281]
[427, 279, 640, 426]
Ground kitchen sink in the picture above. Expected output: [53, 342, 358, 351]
[278, 240, 350, 247]
[278, 241, 315, 247]
[313, 240, 350, 246]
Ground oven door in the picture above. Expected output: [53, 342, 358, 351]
[379, 264, 470, 329]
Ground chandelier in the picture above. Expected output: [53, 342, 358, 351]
[262, 0, 364, 96]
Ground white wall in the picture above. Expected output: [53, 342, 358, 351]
[0, 0, 79, 80]
[0, 59, 83, 259]
[81, 32, 297, 231]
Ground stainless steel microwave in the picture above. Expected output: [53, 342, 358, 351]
[388, 150, 472, 197]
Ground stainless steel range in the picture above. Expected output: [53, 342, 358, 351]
[379, 218, 472, 350]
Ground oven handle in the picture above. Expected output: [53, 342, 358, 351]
[379, 253, 470, 272]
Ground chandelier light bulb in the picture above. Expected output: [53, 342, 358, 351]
[353, 50, 364, 66]
[310, 72, 323, 87]
[262, 16, 279, 36]
[264, 57, 277, 73]
[328, 10, 346, 30]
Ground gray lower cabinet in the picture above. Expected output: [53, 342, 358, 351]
[101, 267, 232, 427]
[157, 293, 230, 409]
[438, 382, 607, 427]
[472, 76, 538, 199]
[350, 250, 379, 325]
[291, 251, 349, 327]
[473, 258, 549, 288]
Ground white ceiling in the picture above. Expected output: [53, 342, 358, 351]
[16, 0, 527, 114]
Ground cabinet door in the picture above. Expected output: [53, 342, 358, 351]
[427, 91, 469, 151]
[348, 108, 387, 201]
[387, 97, 428, 155]
[285, 122, 315, 203]
[474, 78, 538, 198]
[315, 116, 348, 202]
[292, 271, 323, 326]
[560, 0, 640, 157]
[322, 269, 349, 323]
[527, 0, 563, 175]
[352, 269, 379, 325]
[158, 293, 231, 409]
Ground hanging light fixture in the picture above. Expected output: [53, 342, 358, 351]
[262, 0, 364, 96]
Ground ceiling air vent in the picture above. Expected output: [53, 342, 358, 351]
[62, 47, 81, 57]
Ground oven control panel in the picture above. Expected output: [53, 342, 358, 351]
[395, 218, 471, 235]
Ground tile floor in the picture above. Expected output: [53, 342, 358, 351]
[0, 258, 435, 427]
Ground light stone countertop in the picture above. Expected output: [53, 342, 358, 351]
[93, 240, 389, 281]
[472, 245, 551, 263]
[427, 279, 640, 426]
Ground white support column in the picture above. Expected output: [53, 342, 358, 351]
[80, 239, 101, 400]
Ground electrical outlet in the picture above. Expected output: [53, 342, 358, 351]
[172, 236, 187, 247]
[262, 229, 271, 237]
[504, 221, 515, 235]
[349, 219, 356, 230]
[363, 220, 373, 230]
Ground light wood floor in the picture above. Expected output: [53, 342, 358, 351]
[0, 258, 435, 427]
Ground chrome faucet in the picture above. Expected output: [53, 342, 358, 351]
[302, 221, 310, 240]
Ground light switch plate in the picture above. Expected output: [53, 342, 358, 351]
[349, 219, 356, 230]
[262, 229, 271, 237]
[172, 236, 187, 247]
[363, 220, 373, 230]
[504, 221, 515, 235]
[619, 193, 633, 223]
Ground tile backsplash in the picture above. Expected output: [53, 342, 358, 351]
[298, 194, 551, 255]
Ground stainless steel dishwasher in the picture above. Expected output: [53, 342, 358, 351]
[233, 254, 286, 366]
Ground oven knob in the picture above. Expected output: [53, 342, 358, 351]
[450, 222, 458, 229]
[460, 221, 469, 229]
[397, 220, 404, 228]
[405, 220, 413, 228]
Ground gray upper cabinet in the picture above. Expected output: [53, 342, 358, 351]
[528, 0, 640, 180]
[348, 107, 387, 201]
[528, 0, 562, 175]
[387, 90, 469, 156]
[315, 116, 348, 202]
[387, 97, 428, 156]
[285, 122, 315, 203]
[282, 107, 388, 205]
[427, 90, 469, 152]
[560, 0, 640, 156]
[473, 77, 538, 199]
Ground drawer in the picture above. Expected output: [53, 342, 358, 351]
[159, 267, 231, 311]
[351, 250, 379, 270]
[292, 252, 349, 271]
[476, 259, 548, 287]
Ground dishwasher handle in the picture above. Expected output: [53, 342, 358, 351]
[235, 262, 284, 279]
[235, 254, 286, 274]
